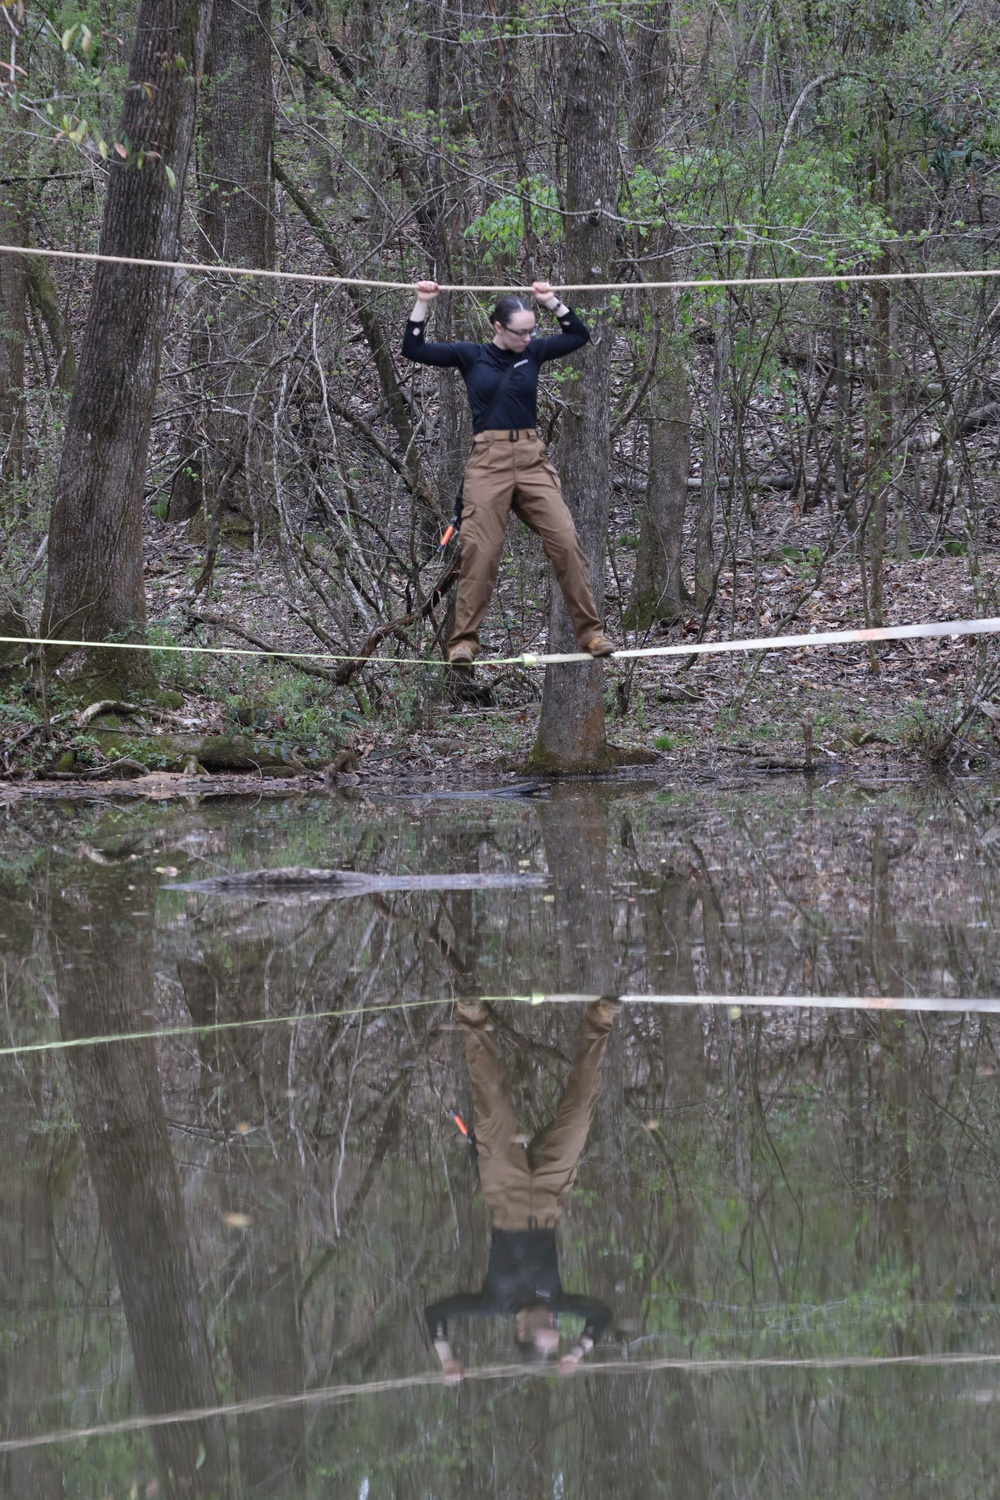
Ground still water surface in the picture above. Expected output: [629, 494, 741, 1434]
[1, 780, 1000, 1497]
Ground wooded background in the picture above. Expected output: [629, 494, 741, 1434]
[1, 0, 999, 766]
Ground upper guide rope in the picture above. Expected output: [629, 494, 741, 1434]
[2, 240, 1000, 294]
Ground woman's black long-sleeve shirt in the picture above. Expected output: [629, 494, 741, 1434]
[401, 307, 590, 433]
[424, 1227, 612, 1345]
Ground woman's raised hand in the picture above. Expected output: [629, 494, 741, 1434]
[416, 279, 441, 300]
[531, 280, 560, 309]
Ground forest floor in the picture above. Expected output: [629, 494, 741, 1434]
[2, 494, 1000, 793]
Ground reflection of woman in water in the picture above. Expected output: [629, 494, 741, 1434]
[425, 999, 620, 1379]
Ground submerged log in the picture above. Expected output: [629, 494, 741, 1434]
[166, 867, 549, 895]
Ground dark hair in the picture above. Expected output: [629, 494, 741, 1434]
[490, 294, 532, 329]
[514, 1336, 558, 1364]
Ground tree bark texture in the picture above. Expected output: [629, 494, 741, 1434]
[829, 285, 856, 528]
[41, 0, 211, 692]
[695, 303, 731, 609]
[26, 254, 77, 394]
[626, 0, 674, 158]
[530, 17, 619, 772]
[168, 0, 275, 536]
[627, 299, 691, 627]
[49, 865, 229, 1499]
[867, 258, 893, 628]
[0, 166, 27, 504]
[291, 0, 339, 204]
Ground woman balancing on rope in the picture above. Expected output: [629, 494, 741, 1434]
[402, 280, 617, 664]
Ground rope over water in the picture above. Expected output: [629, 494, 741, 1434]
[2, 613, 999, 670]
[3, 992, 999, 1061]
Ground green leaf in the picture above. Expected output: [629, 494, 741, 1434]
[60, 24, 78, 51]
[164, 163, 176, 190]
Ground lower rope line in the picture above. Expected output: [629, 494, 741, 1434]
[513, 614, 1000, 666]
[1, 1349, 996, 1452]
[3, 993, 997, 1060]
[3, 612, 999, 671]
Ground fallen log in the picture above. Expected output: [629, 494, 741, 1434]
[165, 867, 548, 896]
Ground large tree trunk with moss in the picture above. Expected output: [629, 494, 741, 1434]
[168, 0, 275, 551]
[40, 0, 210, 695]
[529, 16, 619, 773]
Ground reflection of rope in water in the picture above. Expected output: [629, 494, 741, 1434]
[2, 992, 999, 1060]
[0, 998, 442, 1060]
[3, 1350, 1000, 1452]
[2, 613, 1000, 669]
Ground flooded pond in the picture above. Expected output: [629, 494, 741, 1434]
[2, 779, 1000, 1497]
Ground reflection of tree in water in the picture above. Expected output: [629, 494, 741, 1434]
[50, 861, 230, 1499]
[1, 790, 1000, 1494]
[179, 944, 306, 1496]
[0, 1053, 65, 1500]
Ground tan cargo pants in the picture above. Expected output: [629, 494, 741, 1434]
[461, 1003, 614, 1230]
[449, 429, 603, 655]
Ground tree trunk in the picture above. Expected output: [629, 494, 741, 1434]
[867, 252, 894, 628]
[41, 0, 211, 695]
[624, 9, 690, 631]
[50, 865, 229, 1499]
[829, 284, 856, 528]
[26, 254, 76, 394]
[0, 164, 27, 507]
[627, 298, 691, 627]
[290, 0, 339, 203]
[169, 0, 274, 548]
[529, 15, 619, 772]
[695, 303, 730, 609]
[201, 0, 275, 271]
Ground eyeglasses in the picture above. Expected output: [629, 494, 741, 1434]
[504, 328, 534, 340]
